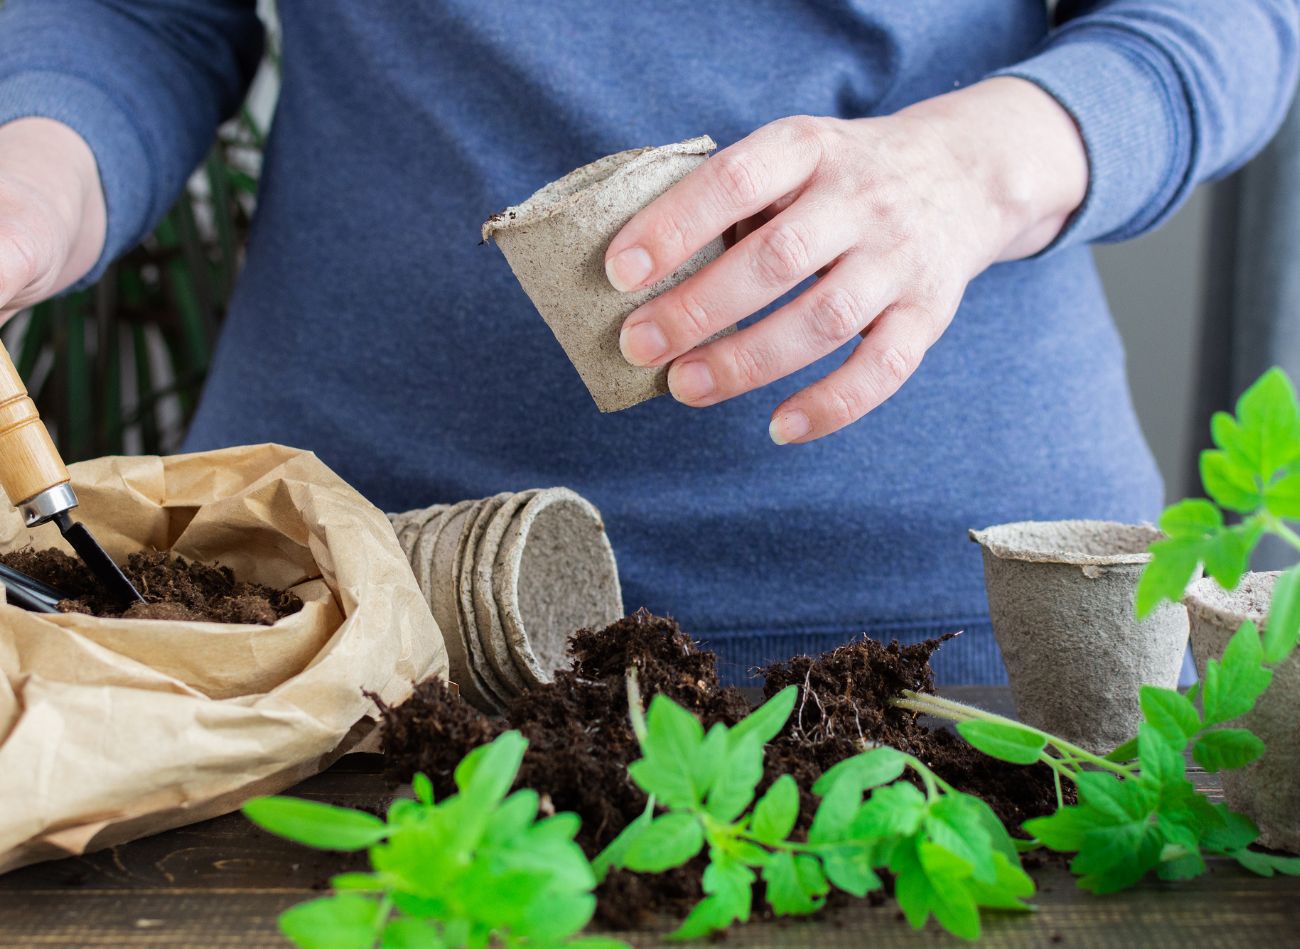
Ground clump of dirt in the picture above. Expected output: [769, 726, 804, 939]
[0, 547, 301, 624]
[377, 609, 1062, 929]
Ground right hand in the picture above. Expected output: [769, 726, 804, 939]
[0, 117, 106, 323]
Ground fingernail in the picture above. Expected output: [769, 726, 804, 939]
[668, 361, 715, 403]
[606, 246, 653, 292]
[620, 320, 669, 366]
[769, 410, 810, 445]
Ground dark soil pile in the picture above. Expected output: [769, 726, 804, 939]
[377, 609, 1062, 929]
[0, 547, 301, 624]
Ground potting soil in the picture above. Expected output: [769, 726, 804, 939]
[378, 608, 1063, 928]
[0, 548, 302, 624]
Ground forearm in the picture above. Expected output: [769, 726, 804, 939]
[0, 118, 106, 298]
[896, 78, 1088, 263]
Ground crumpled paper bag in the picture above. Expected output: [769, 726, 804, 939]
[0, 444, 447, 873]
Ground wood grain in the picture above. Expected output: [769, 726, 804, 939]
[0, 687, 1294, 947]
[0, 343, 69, 509]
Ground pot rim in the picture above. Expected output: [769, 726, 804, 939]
[969, 519, 1161, 566]
[481, 135, 716, 241]
[1183, 571, 1278, 627]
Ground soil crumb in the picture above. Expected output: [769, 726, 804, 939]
[0, 547, 301, 624]
[377, 608, 1061, 929]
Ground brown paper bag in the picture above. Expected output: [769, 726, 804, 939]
[0, 444, 447, 873]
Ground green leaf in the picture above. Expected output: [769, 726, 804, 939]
[1199, 803, 1260, 853]
[1200, 522, 1261, 590]
[411, 773, 433, 807]
[1202, 621, 1273, 725]
[1233, 849, 1300, 877]
[925, 794, 998, 884]
[243, 797, 389, 851]
[1265, 472, 1300, 518]
[1192, 728, 1266, 772]
[592, 806, 654, 881]
[1159, 498, 1224, 538]
[850, 781, 927, 839]
[1023, 805, 1093, 852]
[892, 839, 982, 941]
[622, 812, 704, 873]
[729, 685, 797, 748]
[812, 747, 906, 797]
[1136, 724, 1186, 802]
[568, 939, 635, 949]
[1232, 367, 1300, 477]
[380, 917, 443, 949]
[956, 720, 1047, 764]
[453, 730, 526, 805]
[1264, 564, 1300, 664]
[670, 853, 754, 939]
[762, 851, 827, 917]
[965, 850, 1035, 912]
[278, 895, 381, 949]
[704, 733, 766, 823]
[329, 873, 386, 892]
[750, 775, 800, 844]
[818, 843, 881, 897]
[1201, 449, 1263, 513]
[633, 696, 706, 808]
[1139, 686, 1200, 747]
[1104, 736, 1139, 763]
[670, 894, 735, 941]
[1137, 539, 1203, 618]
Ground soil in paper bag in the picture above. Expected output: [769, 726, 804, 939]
[0, 548, 302, 624]
[378, 608, 1065, 929]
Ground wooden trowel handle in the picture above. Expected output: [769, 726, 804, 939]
[0, 342, 69, 508]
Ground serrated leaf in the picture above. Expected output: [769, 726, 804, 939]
[762, 851, 827, 916]
[1233, 849, 1300, 877]
[1200, 523, 1259, 590]
[1075, 771, 1154, 823]
[592, 806, 654, 881]
[704, 733, 765, 822]
[812, 747, 906, 797]
[278, 894, 380, 949]
[380, 917, 443, 949]
[1192, 728, 1266, 772]
[925, 794, 998, 884]
[1264, 564, 1300, 663]
[411, 773, 433, 807]
[1201, 450, 1263, 513]
[956, 720, 1047, 764]
[1137, 539, 1202, 618]
[670, 894, 733, 941]
[1203, 621, 1273, 725]
[893, 839, 982, 941]
[818, 843, 881, 897]
[730, 685, 797, 748]
[1159, 498, 1223, 538]
[670, 854, 754, 940]
[1139, 686, 1200, 747]
[1265, 472, 1300, 518]
[1023, 806, 1092, 852]
[809, 773, 863, 845]
[1233, 367, 1300, 477]
[243, 797, 389, 851]
[1200, 803, 1260, 853]
[453, 730, 526, 805]
[965, 850, 1035, 911]
[623, 812, 704, 873]
[1104, 736, 1139, 763]
[750, 775, 799, 844]
[636, 696, 706, 807]
[850, 781, 927, 839]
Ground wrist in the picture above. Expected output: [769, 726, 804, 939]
[0, 117, 107, 291]
[900, 77, 1088, 262]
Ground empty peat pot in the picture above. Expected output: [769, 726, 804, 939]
[390, 488, 623, 712]
[1186, 573, 1299, 853]
[482, 135, 727, 413]
[970, 520, 1190, 754]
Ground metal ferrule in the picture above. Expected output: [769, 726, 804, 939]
[19, 483, 78, 528]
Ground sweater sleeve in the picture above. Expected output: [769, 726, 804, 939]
[993, 0, 1300, 250]
[0, 0, 264, 285]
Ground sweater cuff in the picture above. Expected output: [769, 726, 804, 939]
[0, 70, 156, 287]
[993, 26, 1194, 253]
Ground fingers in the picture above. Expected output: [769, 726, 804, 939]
[619, 196, 856, 367]
[768, 306, 934, 445]
[605, 118, 824, 293]
[664, 254, 897, 406]
[0, 224, 39, 313]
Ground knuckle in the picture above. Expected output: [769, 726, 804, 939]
[648, 209, 695, 259]
[727, 340, 771, 389]
[710, 149, 764, 209]
[804, 286, 866, 349]
[819, 382, 866, 430]
[870, 342, 917, 391]
[669, 290, 714, 341]
[751, 220, 813, 286]
[784, 115, 827, 151]
[0, 225, 40, 287]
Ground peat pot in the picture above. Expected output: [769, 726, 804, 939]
[1186, 573, 1300, 853]
[483, 136, 728, 412]
[971, 520, 1190, 754]
[390, 488, 624, 713]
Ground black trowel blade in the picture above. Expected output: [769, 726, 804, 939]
[54, 511, 144, 604]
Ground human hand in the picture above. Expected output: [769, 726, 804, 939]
[605, 78, 1087, 444]
[0, 118, 106, 323]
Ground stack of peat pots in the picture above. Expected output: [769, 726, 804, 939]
[389, 488, 623, 712]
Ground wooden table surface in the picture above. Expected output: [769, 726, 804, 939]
[1, 686, 1296, 948]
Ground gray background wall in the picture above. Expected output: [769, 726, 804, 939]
[1096, 187, 1210, 501]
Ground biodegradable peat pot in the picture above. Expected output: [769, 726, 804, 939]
[482, 136, 727, 412]
[971, 520, 1190, 754]
[1186, 573, 1300, 853]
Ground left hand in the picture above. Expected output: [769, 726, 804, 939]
[605, 77, 1088, 444]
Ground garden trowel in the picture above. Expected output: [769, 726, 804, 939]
[0, 344, 143, 604]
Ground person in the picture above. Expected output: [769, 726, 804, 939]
[0, 1, 1295, 683]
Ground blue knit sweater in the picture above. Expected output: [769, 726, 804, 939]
[1, 1, 1296, 683]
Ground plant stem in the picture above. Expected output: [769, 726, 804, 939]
[1267, 516, 1300, 555]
